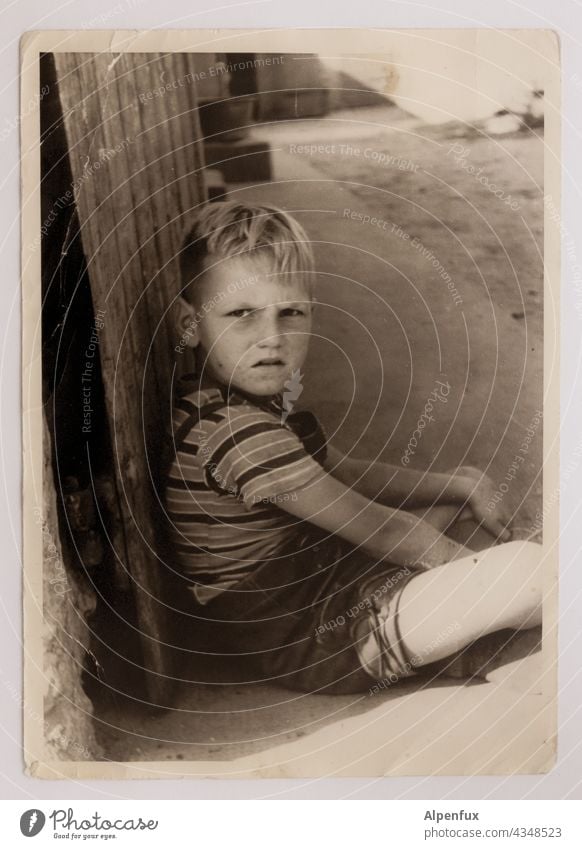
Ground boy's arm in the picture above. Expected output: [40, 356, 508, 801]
[323, 446, 510, 540]
[323, 445, 469, 505]
[275, 468, 474, 569]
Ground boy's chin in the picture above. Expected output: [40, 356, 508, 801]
[233, 372, 288, 397]
[237, 380, 284, 397]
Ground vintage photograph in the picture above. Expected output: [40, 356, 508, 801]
[22, 29, 559, 778]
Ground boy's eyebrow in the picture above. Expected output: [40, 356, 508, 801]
[221, 299, 309, 310]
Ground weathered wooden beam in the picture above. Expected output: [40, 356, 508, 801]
[52, 52, 207, 703]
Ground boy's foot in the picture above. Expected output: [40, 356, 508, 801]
[445, 515, 500, 551]
[424, 627, 542, 682]
[508, 526, 543, 544]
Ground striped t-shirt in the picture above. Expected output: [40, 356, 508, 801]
[164, 375, 327, 604]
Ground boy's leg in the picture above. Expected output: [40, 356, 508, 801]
[399, 541, 542, 666]
[353, 540, 543, 679]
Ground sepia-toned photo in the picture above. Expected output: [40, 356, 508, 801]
[21, 29, 559, 779]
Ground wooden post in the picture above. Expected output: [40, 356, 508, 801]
[52, 52, 207, 703]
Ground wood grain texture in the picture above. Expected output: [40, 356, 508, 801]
[53, 52, 207, 703]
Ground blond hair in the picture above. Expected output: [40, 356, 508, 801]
[179, 200, 315, 301]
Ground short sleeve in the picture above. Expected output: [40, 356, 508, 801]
[201, 407, 324, 509]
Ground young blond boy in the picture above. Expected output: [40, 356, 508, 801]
[164, 200, 542, 694]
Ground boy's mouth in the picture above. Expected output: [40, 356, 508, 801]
[252, 358, 285, 368]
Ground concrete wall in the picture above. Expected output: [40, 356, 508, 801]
[42, 416, 102, 762]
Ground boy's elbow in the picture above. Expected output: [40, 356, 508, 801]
[365, 523, 409, 562]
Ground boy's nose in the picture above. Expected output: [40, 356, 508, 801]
[257, 312, 283, 347]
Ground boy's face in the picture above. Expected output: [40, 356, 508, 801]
[181, 254, 313, 397]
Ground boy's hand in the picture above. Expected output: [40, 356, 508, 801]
[461, 473, 512, 542]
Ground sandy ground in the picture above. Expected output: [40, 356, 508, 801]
[249, 105, 544, 523]
[91, 104, 549, 776]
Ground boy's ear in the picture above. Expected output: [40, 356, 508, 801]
[175, 295, 200, 347]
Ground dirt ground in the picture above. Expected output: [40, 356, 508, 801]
[92, 104, 547, 774]
[250, 104, 544, 525]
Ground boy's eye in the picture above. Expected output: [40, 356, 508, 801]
[280, 308, 305, 317]
[226, 307, 306, 319]
[227, 308, 255, 318]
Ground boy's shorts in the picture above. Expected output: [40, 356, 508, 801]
[190, 526, 423, 695]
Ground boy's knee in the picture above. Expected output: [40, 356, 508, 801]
[496, 539, 542, 557]
[475, 539, 544, 579]
[503, 539, 544, 567]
